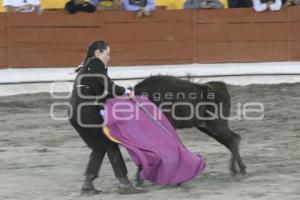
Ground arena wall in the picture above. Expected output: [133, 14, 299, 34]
[0, 7, 300, 68]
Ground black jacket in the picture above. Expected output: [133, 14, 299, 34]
[69, 58, 126, 125]
[65, 0, 96, 14]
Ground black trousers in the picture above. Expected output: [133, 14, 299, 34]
[70, 119, 128, 179]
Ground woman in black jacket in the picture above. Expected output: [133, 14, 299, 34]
[69, 40, 145, 195]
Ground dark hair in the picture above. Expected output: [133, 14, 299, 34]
[75, 40, 108, 72]
[84, 40, 108, 63]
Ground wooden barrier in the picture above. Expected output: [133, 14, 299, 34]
[0, 13, 6, 68]
[0, 7, 300, 68]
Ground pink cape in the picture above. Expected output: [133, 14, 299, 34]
[102, 96, 205, 186]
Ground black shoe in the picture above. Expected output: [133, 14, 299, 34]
[118, 185, 148, 195]
[81, 188, 102, 195]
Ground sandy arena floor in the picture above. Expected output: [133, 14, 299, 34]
[0, 83, 299, 200]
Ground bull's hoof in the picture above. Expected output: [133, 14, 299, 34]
[118, 186, 148, 195]
[231, 171, 239, 176]
[230, 166, 239, 176]
[81, 188, 102, 195]
[240, 166, 247, 176]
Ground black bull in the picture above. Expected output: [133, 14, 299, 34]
[134, 75, 247, 176]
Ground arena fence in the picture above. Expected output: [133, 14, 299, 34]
[0, 7, 300, 68]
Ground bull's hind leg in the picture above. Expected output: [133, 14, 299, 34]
[230, 154, 239, 175]
[228, 129, 247, 175]
[197, 123, 246, 175]
[197, 126, 237, 175]
[222, 129, 247, 175]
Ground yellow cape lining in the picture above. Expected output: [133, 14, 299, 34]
[102, 126, 121, 144]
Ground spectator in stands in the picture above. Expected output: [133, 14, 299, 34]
[184, 0, 224, 9]
[228, 0, 252, 7]
[3, 0, 43, 13]
[285, 0, 300, 6]
[65, 0, 96, 13]
[252, 0, 282, 12]
[123, 0, 155, 18]
[293, 0, 300, 4]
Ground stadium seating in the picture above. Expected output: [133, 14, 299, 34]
[40, 0, 68, 9]
[0, 0, 68, 12]
[0, 0, 228, 12]
[0, 0, 4, 12]
[155, 0, 185, 9]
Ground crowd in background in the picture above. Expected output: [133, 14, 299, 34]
[1, 0, 300, 17]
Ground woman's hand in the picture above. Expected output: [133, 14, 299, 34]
[125, 89, 135, 99]
[128, 91, 135, 99]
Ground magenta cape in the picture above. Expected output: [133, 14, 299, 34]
[102, 96, 205, 186]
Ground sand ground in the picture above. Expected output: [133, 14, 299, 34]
[0, 83, 299, 200]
